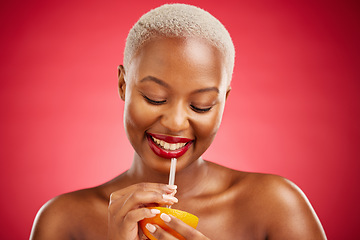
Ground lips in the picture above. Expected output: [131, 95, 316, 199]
[147, 133, 193, 159]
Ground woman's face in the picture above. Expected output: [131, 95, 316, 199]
[119, 37, 230, 173]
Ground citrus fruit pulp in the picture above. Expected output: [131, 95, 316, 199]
[139, 207, 199, 240]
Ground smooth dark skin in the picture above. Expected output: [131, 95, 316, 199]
[30, 37, 327, 240]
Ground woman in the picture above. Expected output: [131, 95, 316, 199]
[30, 4, 327, 239]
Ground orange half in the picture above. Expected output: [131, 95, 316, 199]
[139, 207, 199, 240]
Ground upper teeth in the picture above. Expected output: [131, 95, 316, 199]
[152, 136, 187, 150]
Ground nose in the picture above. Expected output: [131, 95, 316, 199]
[160, 102, 190, 133]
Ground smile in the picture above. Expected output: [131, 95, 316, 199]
[151, 136, 187, 151]
[146, 133, 193, 159]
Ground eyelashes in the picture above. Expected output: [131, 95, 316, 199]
[142, 94, 212, 113]
[190, 105, 212, 113]
[142, 95, 166, 105]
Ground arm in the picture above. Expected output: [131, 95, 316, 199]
[30, 184, 178, 240]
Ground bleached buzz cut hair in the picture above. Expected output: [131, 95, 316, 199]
[123, 3, 235, 84]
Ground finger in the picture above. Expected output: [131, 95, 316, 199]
[132, 183, 177, 195]
[160, 214, 207, 239]
[122, 208, 161, 231]
[109, 183, 177, 218]
[169, 189, 177, 197]
[139, 225, 150, 240]
[120, 191, 178, 216]
[145, 224, 178, 240]
[110, 183, 177, 203]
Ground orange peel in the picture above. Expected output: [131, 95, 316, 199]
[139, 207, 199, 240]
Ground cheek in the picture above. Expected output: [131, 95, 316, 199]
[193, 104, 224, 141]
[124, 96, 158, 135]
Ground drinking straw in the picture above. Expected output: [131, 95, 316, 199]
[168, 158, 177, 186]
[167, 158, 177, 208]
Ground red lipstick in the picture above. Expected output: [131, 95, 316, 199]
[147, 133, 193, 159]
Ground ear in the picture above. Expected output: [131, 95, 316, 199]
[225, 86, 231, 101]
[118, 65, 126, 101]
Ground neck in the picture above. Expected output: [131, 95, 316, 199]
[126, 154, 210, 198]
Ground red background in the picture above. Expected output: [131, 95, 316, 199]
[1, 0, 359, 239]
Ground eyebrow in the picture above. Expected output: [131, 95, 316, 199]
[139, 75, 219, 94]
[192, 87, 219, 94]
[139, 76, 170, 88]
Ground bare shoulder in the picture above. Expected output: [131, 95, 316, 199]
[232, 172, 327, 239]
[236, 172, 310, 201]
[30, 187, 108, 240]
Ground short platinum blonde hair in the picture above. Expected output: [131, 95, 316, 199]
[123, 3, 235, 84]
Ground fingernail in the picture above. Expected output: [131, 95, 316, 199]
[167, 185, 177, 190]
[146, 223, 156, 233]
[150, 208, 161, 215]
[162, 194, 178, 203]
[160, 213, 171, 223]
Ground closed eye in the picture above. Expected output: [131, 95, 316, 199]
[190, 105, 212, 113]
[142, 95, 166, 105]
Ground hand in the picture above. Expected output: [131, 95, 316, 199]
[107, 183, 178, 240]
[145, 213, 210, 240]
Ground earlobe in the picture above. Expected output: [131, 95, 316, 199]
[118, 65, 126, 101]
[225, 86, 231, 101]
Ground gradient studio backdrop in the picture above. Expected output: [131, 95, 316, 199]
[1, 0, 359, 239]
